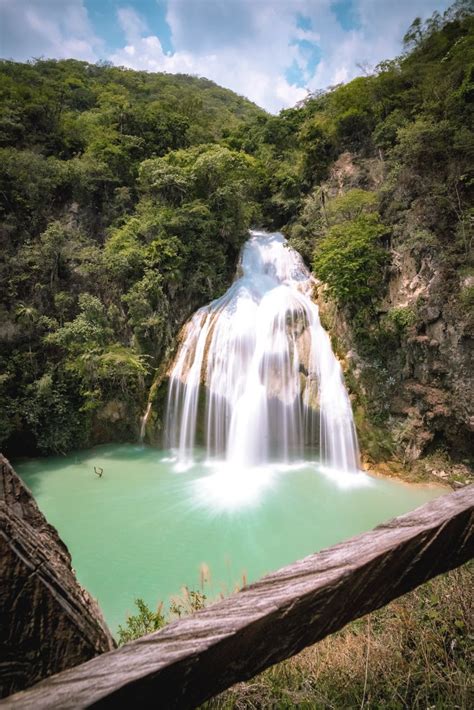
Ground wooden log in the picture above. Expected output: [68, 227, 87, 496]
[2, 485, 473, 710]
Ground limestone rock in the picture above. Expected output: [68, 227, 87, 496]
[314, 152, 473, 465]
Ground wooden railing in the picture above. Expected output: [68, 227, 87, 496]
[2, 485, 473, 709]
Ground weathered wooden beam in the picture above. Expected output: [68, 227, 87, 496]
[2, 485, 473, 709]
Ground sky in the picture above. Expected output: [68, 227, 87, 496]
[0, 0, 453, 113]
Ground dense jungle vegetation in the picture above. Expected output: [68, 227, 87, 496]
[0, 0, 472, 458]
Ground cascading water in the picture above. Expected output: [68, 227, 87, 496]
[139, 401, 152, 442]
[165, 230, 360, 472]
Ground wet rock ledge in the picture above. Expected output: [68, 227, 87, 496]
[0, 454, 115, 698]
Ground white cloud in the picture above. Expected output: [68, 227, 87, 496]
[110, 0, 315, 112]
[109, 0, 452, 112]
[0, 0, 101, 63]
[110, 36, 309, 111]
[117, 6, 149, 44]
[0, 0, 454, 113]
[303, 0, 452, 92]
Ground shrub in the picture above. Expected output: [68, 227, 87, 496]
[117, 587, 207, 645]
[313, 214, 389, 308]
[117, 599, 166, 644]
[382, 306, 417, 333]
[336, 107, 373, 151]
[326, 188, 379, 224]
[373, 109, 408, 151]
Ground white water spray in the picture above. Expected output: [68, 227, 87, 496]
[139, 401, 152, 442]
[165, 231, 360, 472]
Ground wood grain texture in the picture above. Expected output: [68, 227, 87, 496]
[0, 455, 115, 698]
[2, 485, 473, 710]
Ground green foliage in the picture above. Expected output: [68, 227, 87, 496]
[48, 293, 111, 352]
[286, 0, 474, 201]
[313, 214, 389, 307]
[382, 306, 418, 334]
[0, 60, 265, 456]
[281, 1, 474, 446]
[1, 2, 473, 455]
[117, 587, 207, 645]
[169, 587, 207, 619]
[372, 109, 408, 151]
[293, 0, 473, 303]
[22, 375, 87, 454]
[393, 119, 454, 173]
[354, 403, 396, 460]
[0, 149, 69, 240]
[0, 58, 263, 159]
[117, 599, 166, 645]
[298, 117, 336, 187]
[336, 106, 373, 151]
[325, 188, 379, 224]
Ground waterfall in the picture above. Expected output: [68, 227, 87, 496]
[165, 231, 360, 471]
[139, 401, 152, 442]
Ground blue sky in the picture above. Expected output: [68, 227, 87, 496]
[0, 0, 453, 112]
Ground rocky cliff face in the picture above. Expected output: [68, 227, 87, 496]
[0, 454, 115, 698]
[381, 252, 472, 459]
[313, 152, 473, 482]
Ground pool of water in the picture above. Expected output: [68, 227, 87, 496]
[16, 444, 445, 635]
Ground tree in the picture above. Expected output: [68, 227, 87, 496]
[313, 214, 389, 308]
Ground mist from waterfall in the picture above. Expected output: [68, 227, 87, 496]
[165, 231, 360, 472]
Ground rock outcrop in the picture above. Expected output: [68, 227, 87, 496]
[0, 454, 115, 699]
[314, 152, 473, 472]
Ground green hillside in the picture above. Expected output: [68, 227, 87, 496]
[0, 1, 473, 465]
[0, 59, 266, 455]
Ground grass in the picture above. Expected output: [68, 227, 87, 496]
[117, 585, 207, 645]
[202, 563, 473, 709]
[117, 563, 472, 708]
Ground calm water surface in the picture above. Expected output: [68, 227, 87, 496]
[16, 444, 445, 634]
